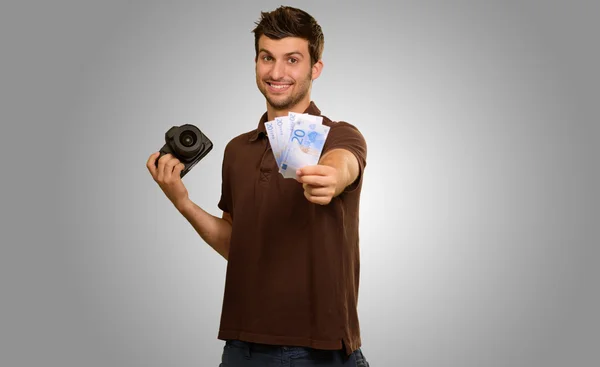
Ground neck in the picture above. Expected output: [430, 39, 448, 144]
[266, 99, 311, 121]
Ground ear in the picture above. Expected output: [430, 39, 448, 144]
[311, 60, 324, 81]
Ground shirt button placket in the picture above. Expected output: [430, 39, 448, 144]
[258, 143, 273, 185]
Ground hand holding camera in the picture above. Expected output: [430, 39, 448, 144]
[146, 124, 213, 209]
[147, 151, 190, 209]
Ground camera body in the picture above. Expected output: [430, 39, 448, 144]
[155, 124, 213, 178]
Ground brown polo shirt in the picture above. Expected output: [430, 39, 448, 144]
[216, 101, 367, 356]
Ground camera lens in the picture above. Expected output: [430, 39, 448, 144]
[170, 124, 205, 160]
[179, 131, 197, 147]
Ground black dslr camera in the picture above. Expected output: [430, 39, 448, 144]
[155, 124, 213, 178]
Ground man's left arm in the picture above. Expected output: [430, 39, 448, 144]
[295, 148, 360, 205]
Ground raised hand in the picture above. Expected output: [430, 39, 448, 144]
[146, 152, 189, 209]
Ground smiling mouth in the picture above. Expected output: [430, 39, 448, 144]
[266, 82, 292, 91]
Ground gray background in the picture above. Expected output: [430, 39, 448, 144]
[1, 0, 598, 366]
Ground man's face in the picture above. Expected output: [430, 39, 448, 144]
[255, 35, 322, 112]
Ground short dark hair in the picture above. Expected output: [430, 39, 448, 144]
[252, 6, 324, 66]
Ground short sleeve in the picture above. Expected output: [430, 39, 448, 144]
[322, 121, 367, 193]
[217, 142, 232, 214]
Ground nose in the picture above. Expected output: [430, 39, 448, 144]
[270, 59, 286, 80]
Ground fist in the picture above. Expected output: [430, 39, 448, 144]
[146, 152, 189, 209]
[295, 165, 339, 205]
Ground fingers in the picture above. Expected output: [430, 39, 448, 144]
[174, 162, 185, 178]
[162, 156, 181, 182]
[298, 174, 333, 187]
[303, 183, 334, 198]
[297, 165, 334, 177]
[297, 165, 337, 205]
[146, 152, 160, 178]
[154, 153, 181, 182]
[157, 154, 168, 181]
[296, 165, 337, 187]
[304, 190, 332, 205]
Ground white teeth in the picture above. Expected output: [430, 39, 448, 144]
[270, 84, 290, 89]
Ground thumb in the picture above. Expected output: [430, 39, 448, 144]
[295, 168, 305, 182]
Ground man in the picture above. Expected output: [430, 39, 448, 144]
[146, 6, 369, 366]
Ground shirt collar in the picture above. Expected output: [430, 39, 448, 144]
[248, 101, 322, 142]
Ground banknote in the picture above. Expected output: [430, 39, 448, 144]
[277, 112, 324, 170]
[285, 113, 323, 144]
[279, 120, 330, 179]
[273, 116, 290, 166]
[288, 112, 323, 133]
[265, 112, 329, 178]
[289, 112, 323, 124]
[264, 120, 278, 160]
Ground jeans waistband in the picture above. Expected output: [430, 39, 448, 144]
[225, 339, 344, 359]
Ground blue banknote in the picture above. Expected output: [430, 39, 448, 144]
[279, 120, 330, 179]
[273, 116, 291, 166]
[264, 120, 279, 160]
[265, 113, 328, 177]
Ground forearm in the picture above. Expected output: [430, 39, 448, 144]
[176, 199, 232, 260]
[318, 149, 359, 196]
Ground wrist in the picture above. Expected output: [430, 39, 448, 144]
[174, 197, 193, 213]
[319, 160, 347, 196]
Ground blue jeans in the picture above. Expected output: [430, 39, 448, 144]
[219, 339, 370, 366]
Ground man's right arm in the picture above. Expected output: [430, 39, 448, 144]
[176, 199, 232, 261]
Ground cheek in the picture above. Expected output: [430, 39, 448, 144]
[293, 66, 312, 81]
[255, 64, 267, 78]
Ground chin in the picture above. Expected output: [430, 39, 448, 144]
[268, 99, 293, 110]
[265, 93, 293, 109]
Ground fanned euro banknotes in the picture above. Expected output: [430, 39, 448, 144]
[264, 112, 330, 179]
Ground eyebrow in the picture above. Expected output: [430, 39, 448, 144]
[258, 48, 304, 57]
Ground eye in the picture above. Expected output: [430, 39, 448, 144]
[262, 55, 273, 62]
[288, 57, 298, 64]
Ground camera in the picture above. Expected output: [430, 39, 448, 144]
[155, 124, 213, 178]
